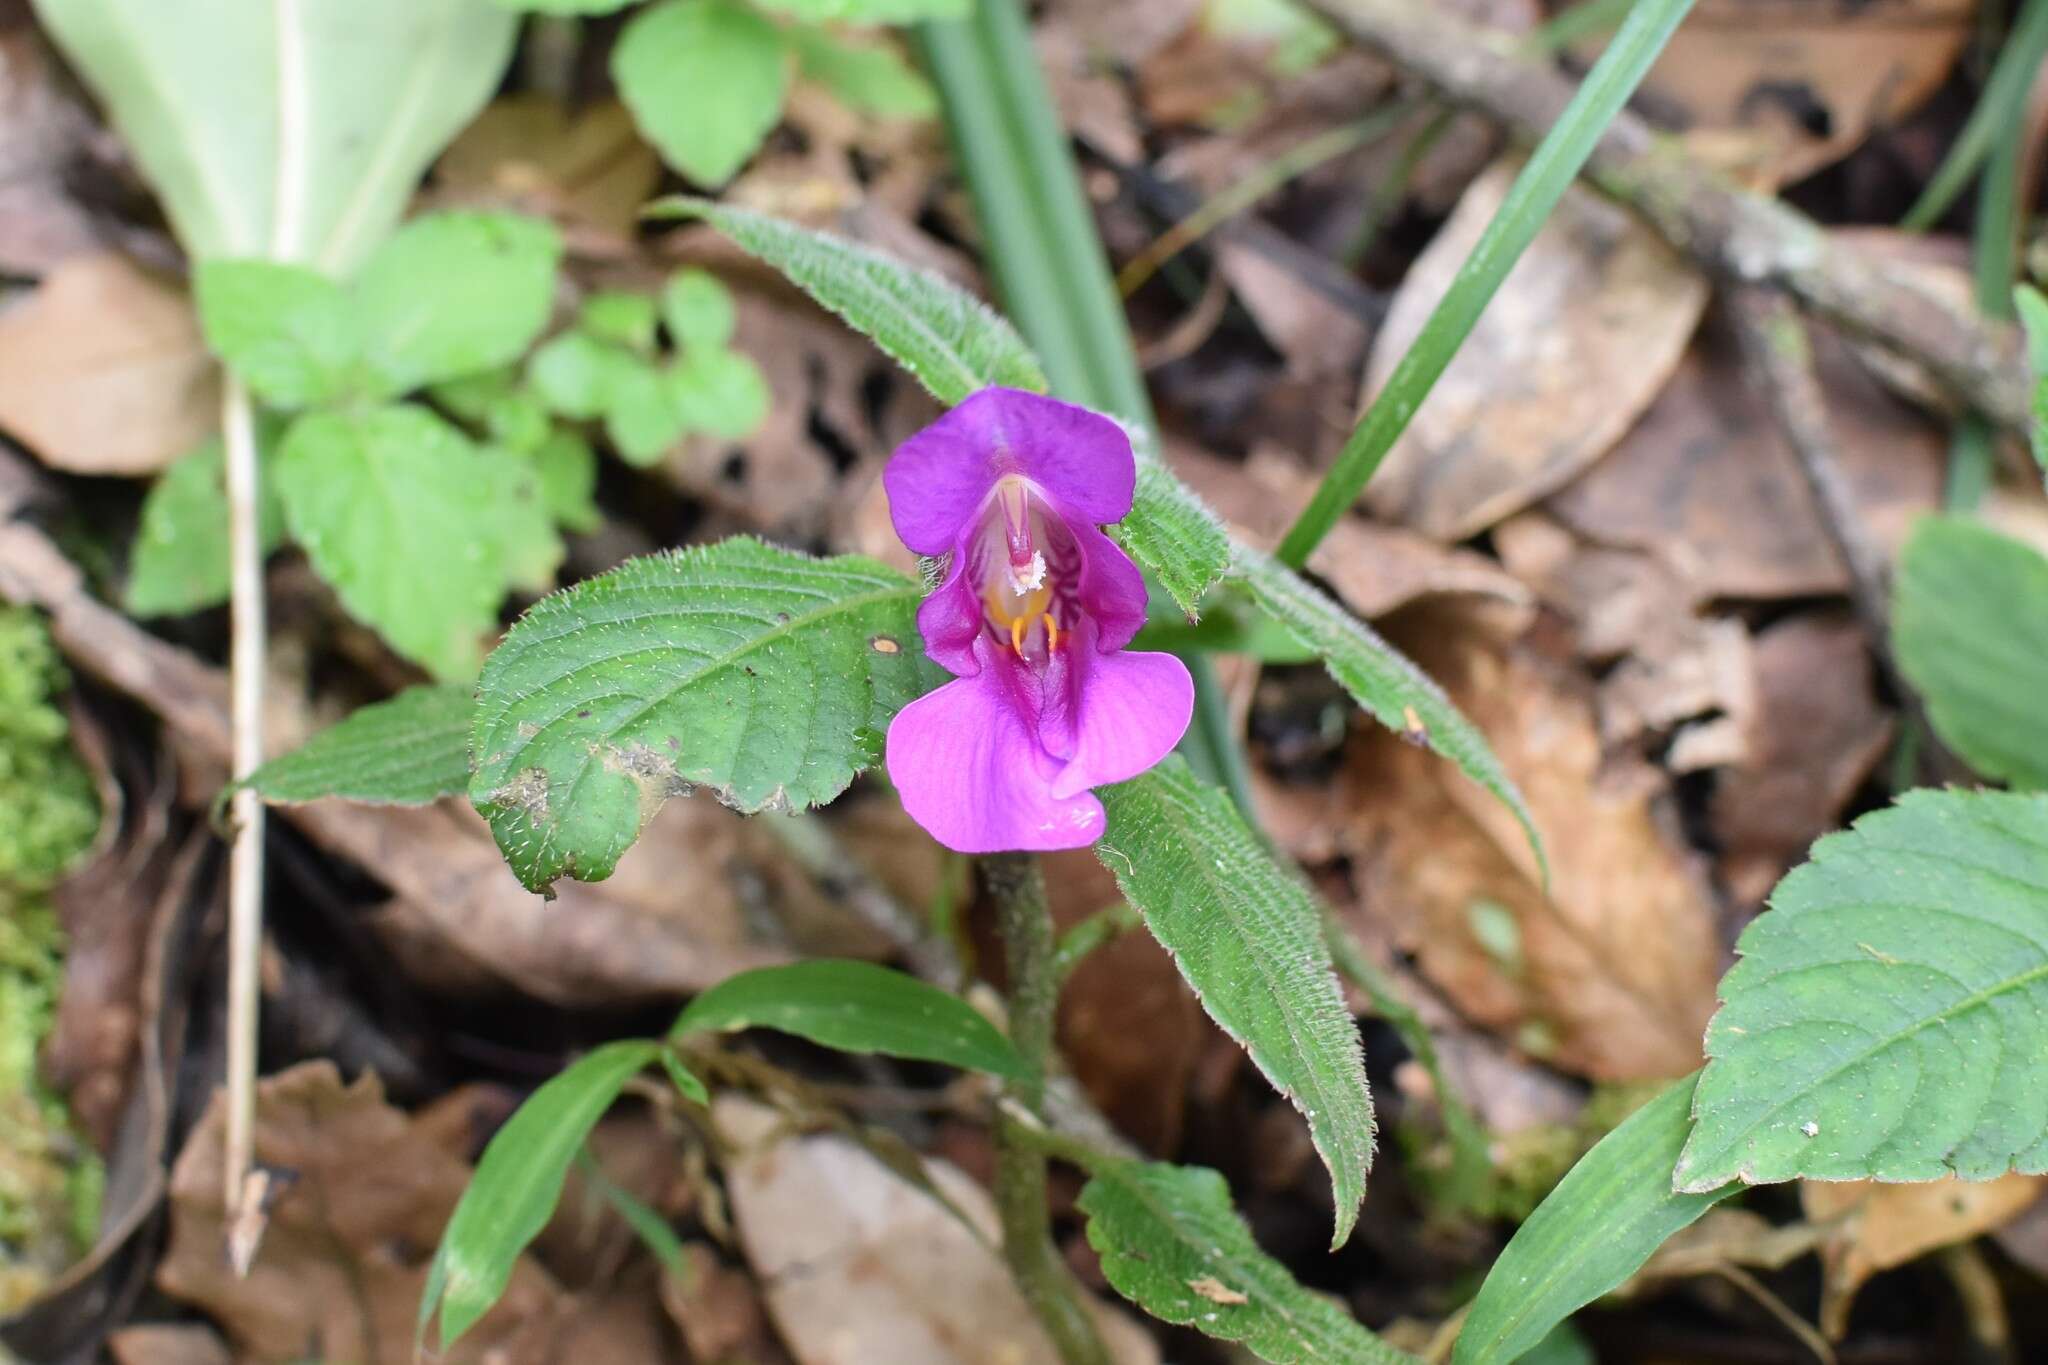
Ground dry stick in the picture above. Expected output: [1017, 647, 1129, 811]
[982, 852, 1114, 1365]
[1301, 0, 2033, 434]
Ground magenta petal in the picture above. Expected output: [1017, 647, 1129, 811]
[1048, 648, 1194, 800]
[883, 406, 1004, 557]
[886, 662, 1107, 853]
[915, 554, 983, 677]
[1070, 522, 1147, 653]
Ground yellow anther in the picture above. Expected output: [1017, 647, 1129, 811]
[1011, 615, 1029, 656]
[1042, 614, 1060, 651]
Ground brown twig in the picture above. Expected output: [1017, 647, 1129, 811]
[1301, 0, 2032, 432]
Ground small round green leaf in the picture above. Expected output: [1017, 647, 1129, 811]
[613, 0, 789, 188]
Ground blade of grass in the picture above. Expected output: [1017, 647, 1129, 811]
[919, 0, 1256, 818]
[1274, 0, 1697, 568]
[1902, 0, 2048, 232]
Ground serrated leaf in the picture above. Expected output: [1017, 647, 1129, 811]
[126, 434, 285, 617]
[1676, 788, 2048, 1192]
[1117, 445, 1231, 617]
[276, 404, 514, 681]
[193, 260, 359, 408]
[2015, 284, 2047, 475]
[1234, 544, 1544, 877]
[672, 959, 1026, 1078]
[647, 198, 1048, 405]
[662, 269, 736, 351]
[354, 211, 562, 395]
[613, 0, 789, 188]
[1894, 516, 2048, 789]
[421, 1039, 660, 1350]
[1454, 1077, 1730, 1365]
[791, 28, 938, 119]
[243, 684, 472, 806]
[470, 537, 937, 893]
[668, 348, 770, 440]
[1078, 1158, 1414, 1364]
[754, 0, 969, 19]
[1096, 757, 1374, 1248]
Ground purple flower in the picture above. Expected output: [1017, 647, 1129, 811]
[882, 388, 1194, 853]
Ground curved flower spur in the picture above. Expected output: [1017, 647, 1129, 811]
[883, 388, 1194, 852]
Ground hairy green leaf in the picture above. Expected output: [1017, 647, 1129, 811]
[35, 0, 517, 272]
[647, 199, 1048, 405]
[1454, 1077, 1730, 1365]
[673, 959, 1026, 1078]
[243, 685, 472, 806]
[354, 211, 562, 394]
[792, 28, 939, 118]
[613, 0, 789, 187]
[1118, 446, 1232, 617]
[470, 537, 937, 893]
[1096, 757, 1374, 1248]
[1234, 545, 1543, 875]
[1894, 516, 2048, 789]
[275, 405, 516, 680]
[193, 260, 359, 408]
[1079, 1158, 1414, 1364]
[1677, 788, 2048, 1192]
[421, 1039, 661, 1349]
[126, 435, 285, 617]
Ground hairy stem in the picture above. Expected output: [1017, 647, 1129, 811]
[983, 853, 1113, 1365]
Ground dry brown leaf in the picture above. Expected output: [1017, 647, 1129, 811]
[660, 1242, 790, 1365]
[157, 1063, 566, 1364]
[1802, 1175, 2044, 1338]
[1623, 0, 1977, 183]
[433, 95, 660, 248]
[107, 1324, 235, 1365]
[713, 1096, 1159, 1365]
[0, 252, 219, 476]
[1334, 605, 1721, 1080]
[1363, 159, 1710, 540]
[0, 25, 108, 273]
[1712, 615, 1893, 908]
[1548, 314, 1944, 600]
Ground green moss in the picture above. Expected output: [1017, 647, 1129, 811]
[0, 606, 101, 1314]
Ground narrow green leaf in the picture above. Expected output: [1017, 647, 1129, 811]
[1894, 517, 2048, 789]
[646, 198, 1050, 405]
[354, 211, 562, 395]
[275, 404, 515, 681]
[126, 434, 285, 618]
[661, 269, 736, 351]
[421, 1039, 660, 1350]
[243, 684, 472, 806]
[1454, 1076, 1730, 1365]
[1235, 545, 1543, 876]
[469, 537, 937, 893]
[2017, 284, 2048, 476]
[1096, 757, 1374, 1248]
[1274, 0, 1697, 567]
[1676, 788, 2048, 1192]
[791, 28, 939, 119]
[193, 260, 359, 408]
[613, 0, 790, 188]
[661, 1047, 710, 1105]
[1079, 1158, 1415, 1364]
[1902, 0, 2048, 230]
[672, 959, 1027, 1078]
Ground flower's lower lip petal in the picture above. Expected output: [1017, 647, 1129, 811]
[1048, 649, 1195, 801]
[885, 672, 1105, 853]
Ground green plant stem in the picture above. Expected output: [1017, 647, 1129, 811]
[1903, 0, 2048, 231]
[982, 853, 1113, 1365]
[1274, 0, 1697, 568]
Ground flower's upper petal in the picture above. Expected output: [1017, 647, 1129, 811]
[1068, 521, 1147, 654]
[1048, 647, 1194, 800]
[883, 401, 1006, 556]
[885, 642, 1106, 853]
[915, 553, 983, 677]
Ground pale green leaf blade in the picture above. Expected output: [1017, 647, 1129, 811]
[126, 435, 284, 617]
[604, 360, 688, 466]
[672, 959, 1026, 1078]
[421, 1039, 660, 1349]
[469, 537, 937, 893]
[2017, 284, 2048, 474]
[491, 0, 635, 12]
[193, 260, 358, 408]
[647, 198, 1049, 405]
[529, 428, 602, 533]
[613, 0, 789, 188]
[668, 349, 771, 440]
[275, 405, 513, 681]
[792, 28, 939, 119]
[661, 269, 736, 351]
[529, 331, 628, 421]
[1676, 788, 2048, 1192]
[243, 685, 472, 806]
[1894, 516, 2048, 789]
[34, 0, 517, 271]
[1234, 544, 1543, 875]
[756, 0, 968, 18]
[1096, 757, 1374, 1248]
[1078, 1158, 1414, 1364]
[1453, 1076, 1731, 1365]
[1118, 445, 1231, 617]
[355, 211, 563, 395]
